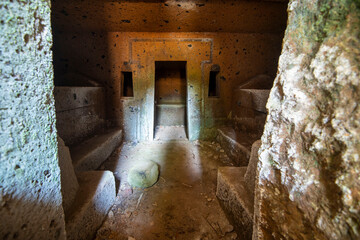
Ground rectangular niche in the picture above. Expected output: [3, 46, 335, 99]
[154, 61, 188, 140]
[122, 71, 134, 97]
[208, 70, 219, 97]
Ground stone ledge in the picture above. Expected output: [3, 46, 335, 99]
[71, 128, 123, 172]
[217, 127, 252, 166]
[217, 167, 254, 240]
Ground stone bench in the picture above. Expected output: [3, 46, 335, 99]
[216, 140, 261, 239]
[58, 136, 116, 240]
[65, 171, 116, 240]
[216, 127, 253, 166]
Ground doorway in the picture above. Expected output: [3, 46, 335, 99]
[154, 61, 187, 140]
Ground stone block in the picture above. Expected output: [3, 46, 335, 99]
[54, 86, 105, 112]
[233, 114, 267, 135]
[217, 127, 252, 166]
[233, 89, 254, 111]
[244, 140, 261, 202]
[65, 171, 116, 240]
[56, 108, 105, 146]
[58, 136, 79, 214]
[217, 167, 253, 240]
[128, 161, 159, 188]
[250, 90, 270, 113]
[232, 89, 270, 116]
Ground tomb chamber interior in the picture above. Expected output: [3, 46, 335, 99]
[51, 0, 288, 143]
[49, 1, 289, 238]
[2, 0, 359, 239]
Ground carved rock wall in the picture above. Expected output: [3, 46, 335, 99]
[255, 0, 360, 239]
[0, 0, 66, 239]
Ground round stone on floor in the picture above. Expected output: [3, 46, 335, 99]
[127, 161, 159, 188]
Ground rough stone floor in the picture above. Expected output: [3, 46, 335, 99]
[95, 139, 237, 240]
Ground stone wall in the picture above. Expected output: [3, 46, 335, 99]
[54, 86, 106, 146]
[0, 1, 66, 239]
[51, 0, 288, 141]
[255, 0, 360, 239]
[53, 32, 283, 141]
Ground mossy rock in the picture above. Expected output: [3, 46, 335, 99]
[128, 161, 159, 188]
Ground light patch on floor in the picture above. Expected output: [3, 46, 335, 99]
[96, 140, 237, 240]
[154, 125, 187, 141]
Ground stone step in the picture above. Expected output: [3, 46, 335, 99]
[155, 103, 186, 126]
[216, 127, 252, 166]
[65, 171, 116, 240]
[217, 167, 254, 240]
[71, 128, 123, 172]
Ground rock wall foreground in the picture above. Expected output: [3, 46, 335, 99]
[255, 0, 360, 239]
[0, 1, 66, 239]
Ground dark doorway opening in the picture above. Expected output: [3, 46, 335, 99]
[154, 61, 187, 140]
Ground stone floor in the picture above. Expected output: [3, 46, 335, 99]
[95, 140, 237, 240]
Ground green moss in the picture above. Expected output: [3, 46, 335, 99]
[289, 0, 359, 54]
[268, 154, 278, 168]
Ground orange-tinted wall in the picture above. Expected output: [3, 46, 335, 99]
[52, 0, 288, 140]
[53, 31, 283, 140]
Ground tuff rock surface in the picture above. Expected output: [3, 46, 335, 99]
[0, 0, 66, 239]
[254, 0, 360, 239]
